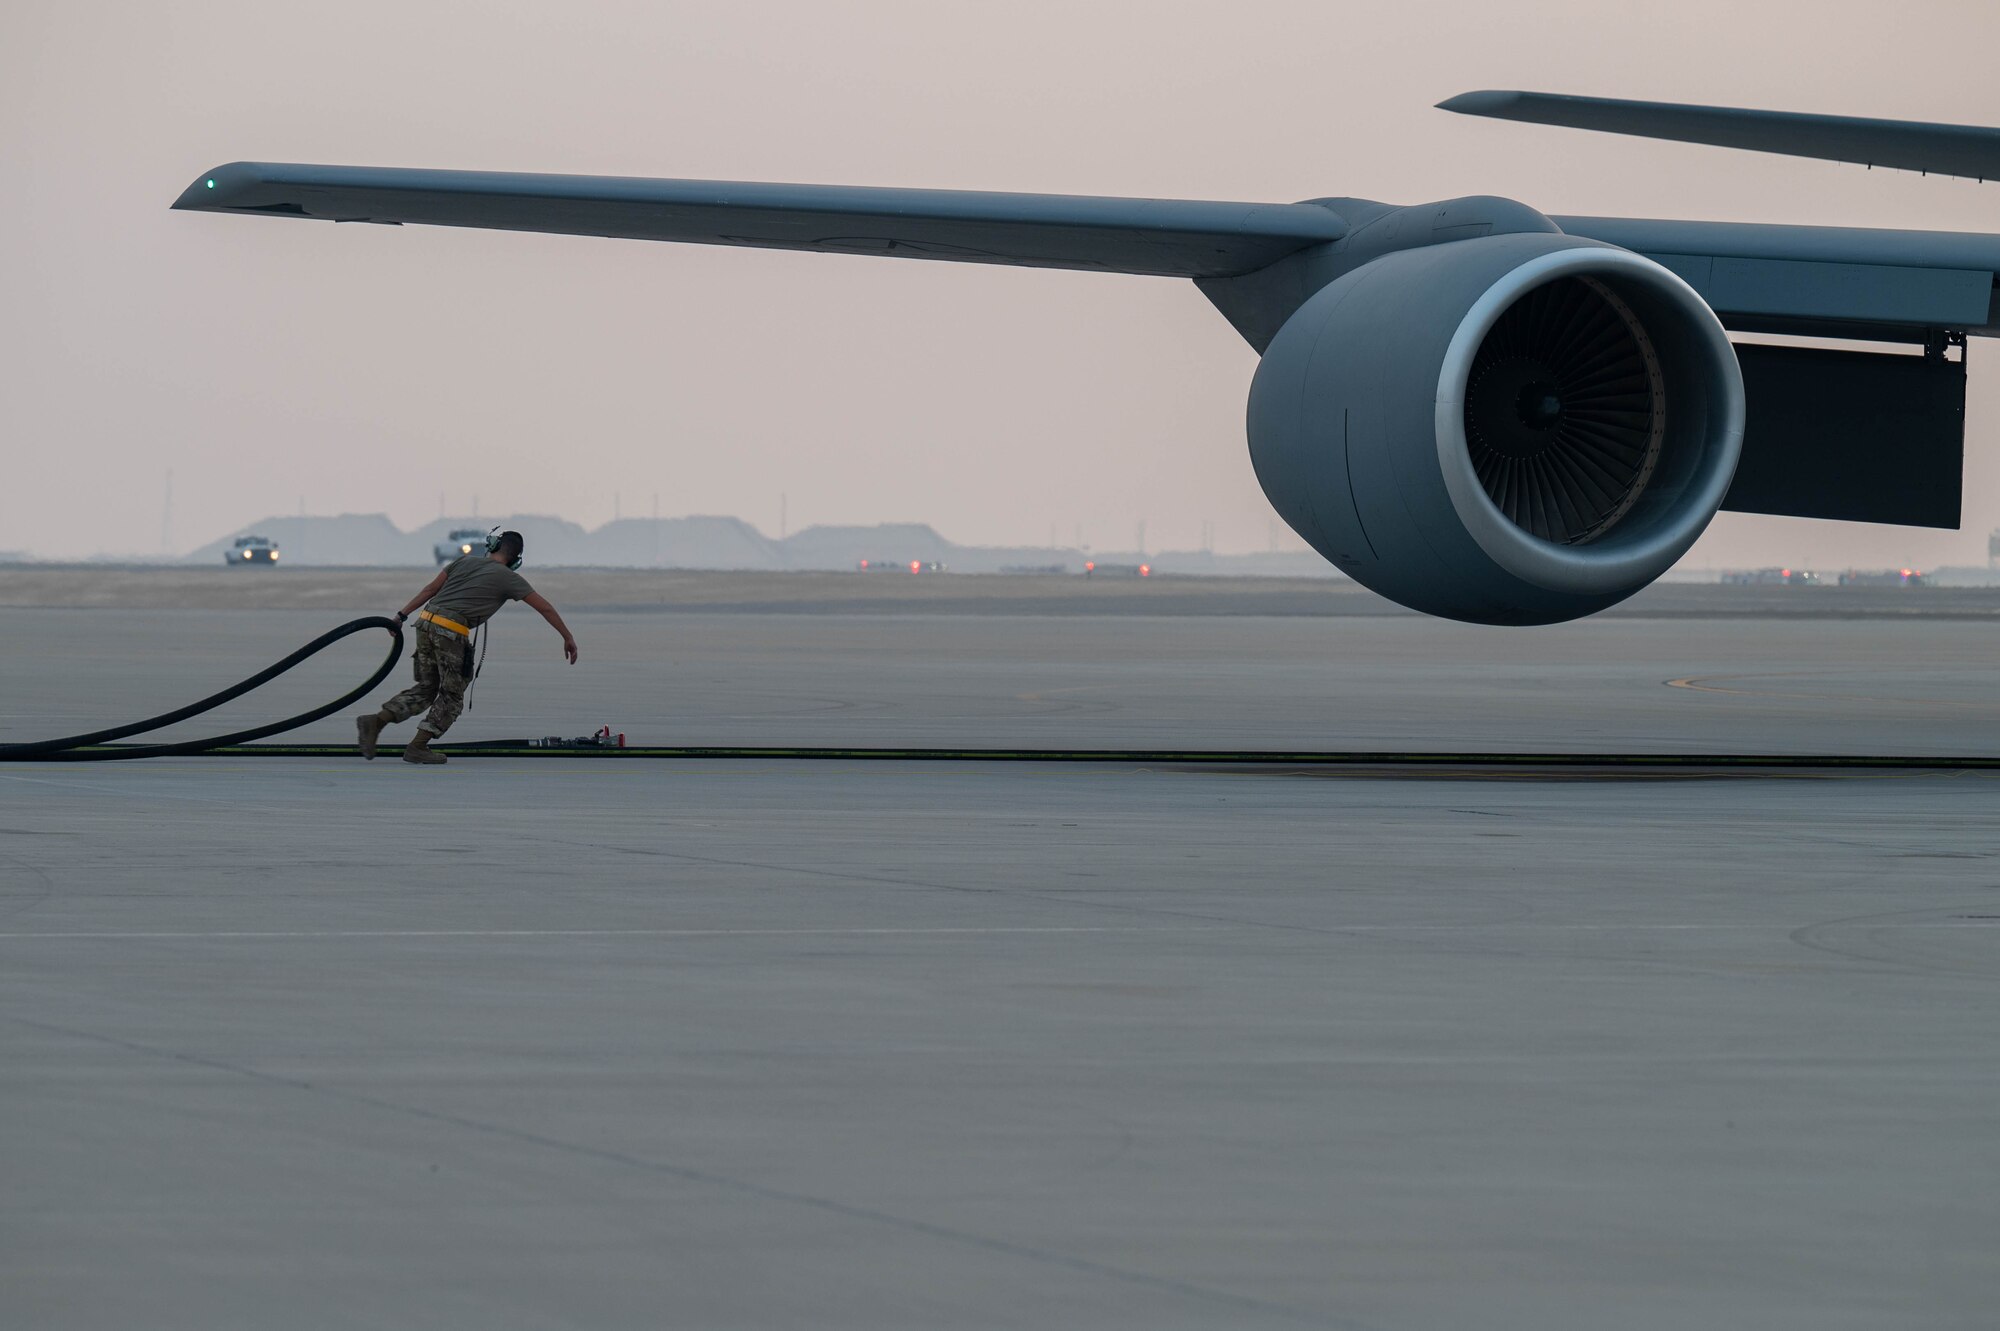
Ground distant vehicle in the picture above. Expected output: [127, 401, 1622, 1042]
[1838, 568, 1928, 587]
[434, 528, 487, 565]
[1720, 567, 1818, 586]
[857, 559, 946, 573]
[226, 535, 279, 567]
[1083, 561, 1151, 579]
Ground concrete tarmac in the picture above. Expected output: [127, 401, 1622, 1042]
[3, 593, 1998, 1327]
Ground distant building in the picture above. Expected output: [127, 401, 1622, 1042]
[1719, 568, 1817, 586]
[1837, 568, 1928, 587]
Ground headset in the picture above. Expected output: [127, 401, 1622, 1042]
[485, 526, 524, 571]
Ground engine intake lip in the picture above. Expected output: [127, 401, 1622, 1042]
[1433, 246, 1743, 597]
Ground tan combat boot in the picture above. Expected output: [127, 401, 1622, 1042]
[356, 712, 385, 760]
[402, 729, 449, 765]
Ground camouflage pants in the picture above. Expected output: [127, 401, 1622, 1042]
[380, 625, 471, 737]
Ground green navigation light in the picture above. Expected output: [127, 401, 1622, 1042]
[205, 179, 215, 189]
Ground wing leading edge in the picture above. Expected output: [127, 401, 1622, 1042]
[172, 162, 1349, 279]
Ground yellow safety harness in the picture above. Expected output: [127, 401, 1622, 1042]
[417, 610, 473, 638]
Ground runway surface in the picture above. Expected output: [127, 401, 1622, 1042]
[4, 592, 1999, 1327]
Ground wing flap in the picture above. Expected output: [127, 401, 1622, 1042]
[1558, 216, 2000, 336]
[173, 163, 1348, 278]
[1726, 344, 1964, 528]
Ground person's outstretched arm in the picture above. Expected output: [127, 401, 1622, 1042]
[522, 592, 579, 664]
[396, 569, 449, 623]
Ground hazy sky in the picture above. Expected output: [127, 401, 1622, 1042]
[7, 0, 2000, 565]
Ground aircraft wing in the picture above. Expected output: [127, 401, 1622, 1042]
[172, 162, 1348, 279]
[176, 158, 2000, 338]
[1441, 89, 2000, 182]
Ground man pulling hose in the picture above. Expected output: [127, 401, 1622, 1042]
[357, 529, 578, 765]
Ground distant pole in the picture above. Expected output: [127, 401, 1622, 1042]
[161, 469, 173, 556]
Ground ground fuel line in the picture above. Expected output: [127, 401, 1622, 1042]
[0, 617, 404, 763]
[6, 616, 1998, 771]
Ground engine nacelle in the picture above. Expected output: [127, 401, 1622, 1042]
[1248, 231, 1744, 624]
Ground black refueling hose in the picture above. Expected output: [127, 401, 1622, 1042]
[4, 616, 1996, 772]
[0, 617, 404, 762]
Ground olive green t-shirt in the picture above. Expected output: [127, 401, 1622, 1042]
[424, 556, 535, 631]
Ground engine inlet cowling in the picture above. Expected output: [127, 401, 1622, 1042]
[1248, 230, 1743, 624]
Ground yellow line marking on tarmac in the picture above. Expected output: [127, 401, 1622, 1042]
[0, 926, 1214, 941]
[1665, 671, 1999, 710]
[1013, 684, 1110, 703]
[7, 923, 1997, 941]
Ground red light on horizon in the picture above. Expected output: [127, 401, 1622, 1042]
[859, 559, 869, 569]
[910, 561, 922, 574]
[1139, 564, 1151, 577]
[1085, 561, 1095, 571]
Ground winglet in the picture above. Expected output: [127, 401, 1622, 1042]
[172, 163, 247, 212]
[1435, 90, 1522, 117]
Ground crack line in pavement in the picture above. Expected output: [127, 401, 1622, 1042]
[537, 836, 1358, 937]
[7, 1014, 1356, 1329]
[0, 926, 1215, 941]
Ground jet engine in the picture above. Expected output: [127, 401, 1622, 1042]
[1247, 232, 1744, 624]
